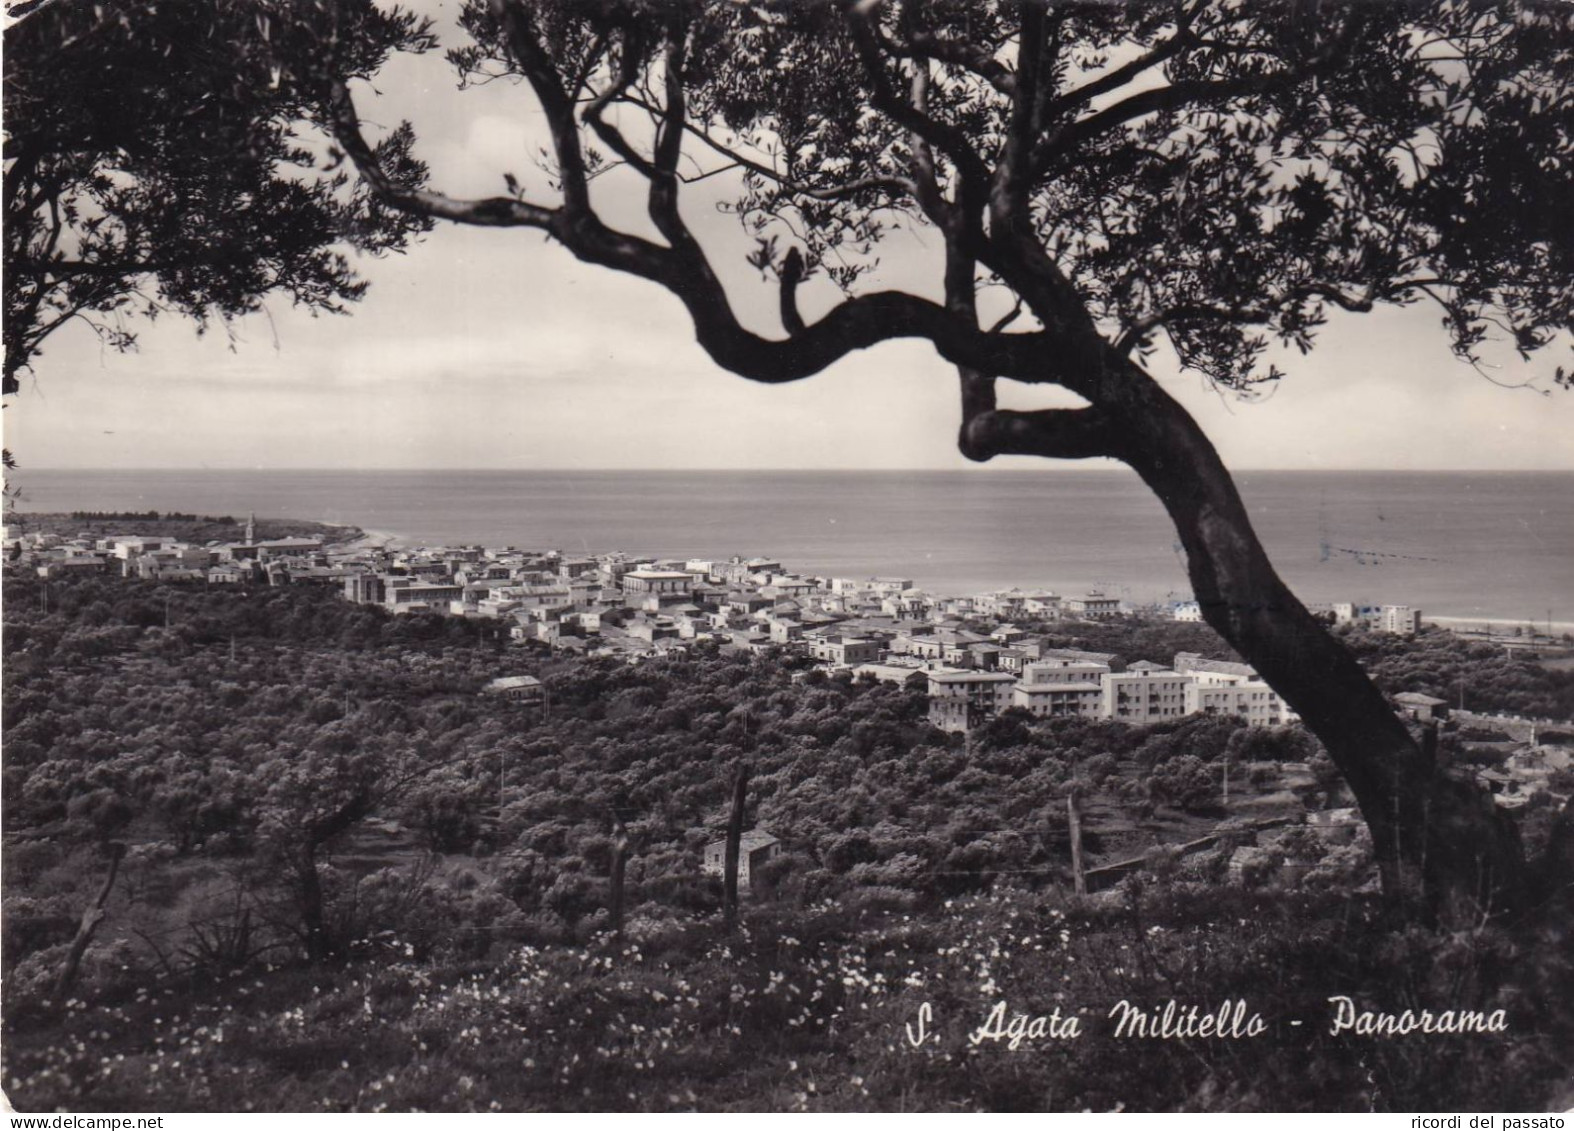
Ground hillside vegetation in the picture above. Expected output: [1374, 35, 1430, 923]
[3, 574, 1571, 1111]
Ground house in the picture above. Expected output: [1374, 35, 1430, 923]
[627, 615, 681, 642]
[1039, 647, 1120, 667]
[109, 536, 164, 559]
[557, 557, 599, 580]
[35, 555, 110, 579]
[482, 675, 545, 708]
[810, 635, 881, 666]
[1394, 691, 1450, 723]
[996, 647, 1031, 673]
[385, 583, 465, 612]
[1172, 601, 1203, 622]
[967, 642, 1005, 669]
[207, 564, 255, 585]
[1173, 653, 1256, 679]
[255, 536, 324, 559]
[768, 618, 804, 645]
[853, 661, 929, 686]
[724, 590, 771, 614]
[702, 829, 782, 890]
[1021, 591, 1062, 617]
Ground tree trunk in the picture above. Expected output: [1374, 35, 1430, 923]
[1104, 366, 1528, 921]
[297, 845, 333, 963]
[53, 843, 125, 1003]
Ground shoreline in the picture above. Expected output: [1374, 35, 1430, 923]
[1425, 615, 1574, 636]
[333, 526, 406, 555]
[322, 525, 1569, 628]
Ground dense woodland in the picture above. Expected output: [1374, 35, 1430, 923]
[3, 514, 362, 547]
[3, 572, 1572, 1111]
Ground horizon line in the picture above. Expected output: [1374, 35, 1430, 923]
[11, 465, 1574, 474]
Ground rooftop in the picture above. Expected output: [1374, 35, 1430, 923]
[485, 675, 542, 691]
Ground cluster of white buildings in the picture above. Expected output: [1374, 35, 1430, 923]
[915, 649, 1297, 734]
[323, 541, 1142, 658]
[12, 520, 1427, 740]
[1170, 599, 1422, 637]
[7, 516, 333, 585]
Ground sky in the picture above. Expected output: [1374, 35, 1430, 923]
[5, 1, 1572, 473]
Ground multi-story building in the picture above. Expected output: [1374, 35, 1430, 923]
[1381, 605, 1421, 636]
[1065, 591, 1121, 619]
[1102, 663, 1191, 723]
[1171, 652, 1297, 725]
[1333, 601, 1422, 636]
[1012, 660, 1108, 719]
[1185, 679, 1295, 726]
[926, 670, 1019, 732]
[622, 569, 695, 597]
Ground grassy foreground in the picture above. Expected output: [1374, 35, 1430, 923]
[5, 883, 1571, 1113]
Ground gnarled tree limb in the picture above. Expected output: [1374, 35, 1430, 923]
[960, 406, 1120, 462]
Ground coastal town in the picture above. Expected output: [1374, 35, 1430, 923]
[8, 514, 1569, 818]
[7, 513, 1423, 727]
[3, 508, 1572, 1115]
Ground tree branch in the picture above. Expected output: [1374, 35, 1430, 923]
[878, 24, 1016, 96]
[326, 80, 558, 229]
[620, 95, 918, 202]
[1114, 284, 1384, 355]
[581, 30, 658, 179]
[991, 1, 1046, 234]
[1039, 5, 1197, 124]
[1034, 72, 1285, 172]
[847, 8, 993, 220]
[961, 407, 1121, 462]
[779, 246, 806, 336]
[330, 77, 1085, 387]
[491, 0, 591, 214]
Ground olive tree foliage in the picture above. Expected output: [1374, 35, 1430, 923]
[314, 0, 1571, 920]
[1, 0, 433, 401]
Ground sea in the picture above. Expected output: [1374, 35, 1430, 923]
[8, 468, 1573, 627]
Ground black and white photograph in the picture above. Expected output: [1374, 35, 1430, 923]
[2, 0, 1572, 1114]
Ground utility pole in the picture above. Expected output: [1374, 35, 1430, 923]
[610, 812, 629, 939]
[723, 765, 748, 931]
[1067, 788, 1087, 896]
